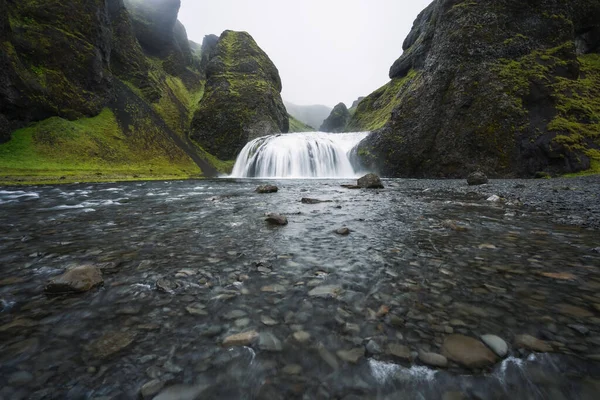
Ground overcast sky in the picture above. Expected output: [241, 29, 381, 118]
[178, 0, 432, 108]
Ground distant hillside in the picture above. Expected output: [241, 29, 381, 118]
[288, 115, 314, 132]
[284, 102, 332, 131]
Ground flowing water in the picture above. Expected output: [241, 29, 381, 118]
[0, 178, 599, 399]
[230, 132, 369, 178]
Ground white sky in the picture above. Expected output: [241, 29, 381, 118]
[178, 0, 432, 108]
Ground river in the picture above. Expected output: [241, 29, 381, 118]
[1, 175, 599, 399]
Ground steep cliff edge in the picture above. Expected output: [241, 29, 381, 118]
[190, 31, 288, 160]
[353, 0, 600, 178]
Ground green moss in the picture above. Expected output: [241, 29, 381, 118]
[347, 70, 419, 131]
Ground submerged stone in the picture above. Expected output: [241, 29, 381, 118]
[45, 265, 103, 294]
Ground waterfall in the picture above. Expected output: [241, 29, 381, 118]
[230, 131, 369, 178]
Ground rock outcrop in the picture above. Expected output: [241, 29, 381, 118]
[353, 0, 600, 177]
[320, 103, 350, 133]
[190, 31, 289, 160]
[0, 1, 287, 182]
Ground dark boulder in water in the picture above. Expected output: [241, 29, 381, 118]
[467, 172, 488, 186]
[265, 213, 288, 226]
[256, 185, 278, 193]
[358, 173, 384, 189]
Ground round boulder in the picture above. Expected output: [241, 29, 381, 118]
[467, 172, 488, 186]
[256, 185, 278, 193]
[441, 334, 499, 369]
[357, 173, 384, 189]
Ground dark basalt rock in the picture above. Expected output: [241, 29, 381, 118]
[265, 213, 288, 226]
[190, 30, 289, 160]
[467, 172, 488, 186]
[357, 173, 384, 189]
[356, 0, 600, 178]
[320, 103, 350, 133]
[256, 185, 278, 193]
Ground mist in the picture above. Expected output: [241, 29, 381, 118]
[178, 0, 432, 108]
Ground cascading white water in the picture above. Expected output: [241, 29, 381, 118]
[230, 131, 369, 178]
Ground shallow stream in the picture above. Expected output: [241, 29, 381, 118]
[0, 178, 599, 399]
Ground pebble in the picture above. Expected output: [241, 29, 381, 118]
[335, 227, 351, 236]
[418, 350, 448, 368]
[514, 334, 553, 352]
[480, 334, 509, 358]
[88, 331, 137, 359]
[308, 285, 342, 298]
[140, 379, 164, 399]
[569, 324, 590, 335]
[293, 331, 311, 343]
[260, 315, 278, 326]
[387, 343, 411, 360]
[222, 331, 259, 347]
[282, 364, 303, 375]
[258, 332, 283, 352]
[336, 347, 365, 364]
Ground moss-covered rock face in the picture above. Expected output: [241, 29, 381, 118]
[0, 0, 230, 182]
[320, 103, 350, 133]
[190, 31, 289, 160]
[356, 0, 600, 178]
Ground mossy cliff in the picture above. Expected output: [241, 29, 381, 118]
[190, 31, 289, 160]
[352, 0, 600, 178]
[0, 1, 279, 183]
[320, 102, 350, 133]
[288, 115, 314, 133]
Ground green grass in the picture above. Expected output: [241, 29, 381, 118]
[0, 108, 201, 185]
[288, 115, 314, 132]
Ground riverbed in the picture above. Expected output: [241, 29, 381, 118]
[1, 177, 599, 399]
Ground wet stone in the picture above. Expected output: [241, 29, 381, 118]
[308, 285, 342, 298]
[265, 213, 288, 226]
[557, 304, 594, 318]
[480, 334, 508, 358]
[335, 227, 351, 236]
[418, 351, 448, 368]
[222, 330, 259, 347]
[260, 315, 278, 326]
[337, 347, 365, 364]
[45, 265, 103, 293]
[140, 379, 165, 399]
[88, 331, 137, 359]
[156, 279, 178, 293]
[441, 334, 499, 369]
[186, 303, 208, 316]
[514, 334, 553, 352]
[387, 343, 411, 360]
[293, 331, 311, 343]
[256, 185, 278, 193]
[282, 364, 302, 375]
[8, 371, 33, 386]
[258, 332, 283, 352]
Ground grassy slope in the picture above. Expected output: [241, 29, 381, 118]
[346, 70, 419, 132]
[0, 108, 202, 185]
[288, 115, 314, 132]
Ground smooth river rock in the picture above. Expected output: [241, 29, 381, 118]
[45, 265, 103, 293]
[514, 334, 553, 352]
[265, 213, 288, 226]
[88, 331, 137, 359]
[222, 330, 259, 347]
[441, 334, 499, 368]
[418, 350, 448, 368]
[480, 334, 508, 358]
